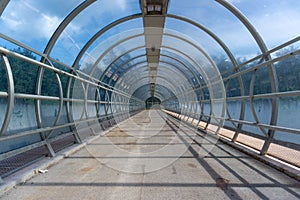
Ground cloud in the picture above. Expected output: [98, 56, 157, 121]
[1, 0, 298, 62]
[0, 0, 130, 44]
[251, 9, 300, 47]
[0, 1, 62, 42]
[225, 0, 243, 4]
[197, 2, 300, 56]
[115, 0, 127, 11]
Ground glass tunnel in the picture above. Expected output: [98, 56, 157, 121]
[0, 0, 299, 180]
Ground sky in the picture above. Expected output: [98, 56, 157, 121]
[0, 0, 299, 65]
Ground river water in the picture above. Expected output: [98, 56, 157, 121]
[0, 98, 299, 153]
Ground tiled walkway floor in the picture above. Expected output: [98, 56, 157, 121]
[1, 110, 299, 200]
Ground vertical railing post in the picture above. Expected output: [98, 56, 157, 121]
[0, 54, 14, 136]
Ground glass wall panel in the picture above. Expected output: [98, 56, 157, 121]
[0, 0, 83, 51]
[6, 99, 37, 135]
[276, 97, 300, 144]
[169, 0, 261, 58]
[51, 0, 141, 65]
[241, 100, 265, 137]
[10, 53, 39, 95]
[224, 100, 241, 129]
[274, 52, 300, 92]
[230, 0, 300, 49]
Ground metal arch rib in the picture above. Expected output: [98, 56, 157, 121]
[0, 54, 14, 136]
[43, 0, 97, 56]
[118, 61, 198, 97]
[166, 13, 245, 121]
[88, 30, 213, 96]
[38, 0, 96, 149]
[216, 0, 269, 55]
[216, 0, 278, 154]
[159, 54, 206, 121]
[121, 75, 183, 98]
[103, 47, 202, 90]
[88, 33, 144, 77]
[107, 59, 147, 85]
[106, 51, 204, 93]
[167, 14, 239, 68]
[0, 0, 9, 17]
[105, 51, 203, 91]
[99, 46, 146, 82]
[72, 13, 143, 69]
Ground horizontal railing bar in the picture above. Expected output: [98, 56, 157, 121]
[0, 33, 47, 58]
[228, 118, 300, 135]
[220, 36, 300, 77]
[196, 113, 300, 135]
[223, 49, 300, 81]
[0, 34, 142, 103]
[0, 109, 140, 142]
[0, 93, 134, 105]
[165, 109, 300, 136]
[14, 93, 60, 100]
[0, 127, 88, 161]
[0, 47, 143, 103]
[0, 92, 8, 97]
[163, 88, 300, 104]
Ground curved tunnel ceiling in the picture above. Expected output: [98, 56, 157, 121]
[0, 0, 300, 154]
[0, 0, 298, 101]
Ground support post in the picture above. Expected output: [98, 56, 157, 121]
[45, 140, 56, 157]
[260, 132, 274, 155]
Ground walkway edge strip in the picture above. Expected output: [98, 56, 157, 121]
[219, 137, 300, 181]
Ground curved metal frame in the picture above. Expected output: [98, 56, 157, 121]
[99, 46, 146, 83]
[72, 13, 143, 69]
[216, 0, 279, 155]
[86, 31, 212, 121]
[65, 11, 233, 138]
[0, 0, 299, 167]
[64, 11, 234, 136]
[43, 0, 97, 56]
[89, 33, 145, 77]
[0, 54, 14, 136]
[167, 13, 245, 136]
[85, 29, 218, 121]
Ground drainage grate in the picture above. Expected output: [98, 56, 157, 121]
[0, 135, 76, 178]
[0, 145, 48, 177]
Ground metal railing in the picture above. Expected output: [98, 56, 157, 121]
[161, 37, 300, 167]
[0, 46, 144, 177]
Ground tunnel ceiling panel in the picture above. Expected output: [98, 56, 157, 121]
[49, 0, 142, 65]
[75, 22, 145, 73]
[160, 49, 205, 83]
[99, 48, 147, 85]
[164, 17, 230, 64]
[168, 0, 261, 58]
[79, 32, 146, 78]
